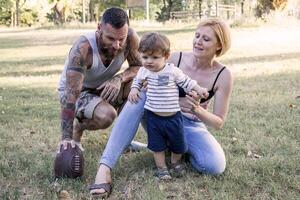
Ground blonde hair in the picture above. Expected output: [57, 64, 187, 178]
[138, 32, 170, 57]
[197, 18, 231, 57]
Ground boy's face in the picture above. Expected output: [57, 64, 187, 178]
[140, 51, 168, 72]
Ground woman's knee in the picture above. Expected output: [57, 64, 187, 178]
[190, 151, 226, 175]
[207, 155, 226, 175]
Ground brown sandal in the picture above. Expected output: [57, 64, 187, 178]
[154, 167, 172, 181]
[89, 183, 112, 199]
[170, 162, 186, 177]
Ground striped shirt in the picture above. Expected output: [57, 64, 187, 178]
[131, 63, 197, 113]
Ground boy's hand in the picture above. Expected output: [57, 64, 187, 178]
[193, 85, 209, 100]
[128, 88, 140, 104]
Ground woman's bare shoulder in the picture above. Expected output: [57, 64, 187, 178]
[221, 65, 233, 80]
[217, 65, 233, 90]
[168, 51, 193, 65]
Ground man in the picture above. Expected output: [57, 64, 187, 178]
[56, 7, 141, 178]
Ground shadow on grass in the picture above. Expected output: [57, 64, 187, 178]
[0, 28, 194, 49]
[137, 28, 195, 36]
[0, 70, 62, 77]
[0, 37, 75, 49]
[0, 56, 66, 67]
[221, 52, 300, 65]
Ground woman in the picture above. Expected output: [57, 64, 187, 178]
[89, 18, 233, 198]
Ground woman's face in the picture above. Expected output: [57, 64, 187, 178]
[193, 26, 221, 59]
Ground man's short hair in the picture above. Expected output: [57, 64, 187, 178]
[138, 32, 170, 57]
[101, 7, 129, 28]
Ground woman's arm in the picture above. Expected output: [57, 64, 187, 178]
[182, 68, 233, 130]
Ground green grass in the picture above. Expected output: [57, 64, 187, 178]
[0, 22, 300, 199]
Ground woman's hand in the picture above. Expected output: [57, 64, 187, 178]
[180, 91, 201, 114]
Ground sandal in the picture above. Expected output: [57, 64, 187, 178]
[170, 162, 186, 177]
[89, 183, 112, 199]
[154, 167, 172, 181]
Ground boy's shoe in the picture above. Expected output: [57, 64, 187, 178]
[170, 162, 186, 177]
[154, 167, 172, 181]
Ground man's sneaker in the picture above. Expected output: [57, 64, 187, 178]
[127, 140, 148, 152]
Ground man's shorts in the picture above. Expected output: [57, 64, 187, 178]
[60, 87, 125, 122]
[145, 109, 187, 154]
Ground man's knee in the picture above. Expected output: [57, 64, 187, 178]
[93, 103, 117, 129]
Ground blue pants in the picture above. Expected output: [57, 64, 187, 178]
[146, 110, 187, 153]
[100, 92, 226, 175]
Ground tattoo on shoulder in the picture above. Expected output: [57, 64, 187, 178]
[68, 36, 89, 72]
[127, 49, 142, 67]
[125, 30, 142, 67]
[67, 67, 85, 74]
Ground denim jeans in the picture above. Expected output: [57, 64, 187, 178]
[100, 92, 226, 175]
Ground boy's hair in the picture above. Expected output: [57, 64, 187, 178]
[138, 32, 170, 57]
[101, 7, 129, 28]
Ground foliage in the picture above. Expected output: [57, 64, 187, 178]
[272, 0, 288, 10]
[20, 8, 38, 26]
[0, 0, 14, 26]
[0, 0, 13, 26]
[255, 0, 274, 18]
[255, 0, 289, 18]
[0, 0, 298, 27]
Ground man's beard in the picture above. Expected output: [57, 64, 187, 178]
[98, 35, 123, 59]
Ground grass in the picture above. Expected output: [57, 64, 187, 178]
[0, 22, 299, 199]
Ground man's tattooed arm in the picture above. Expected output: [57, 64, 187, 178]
[119, 28, 142, 83]
[60, 36, 90, 140]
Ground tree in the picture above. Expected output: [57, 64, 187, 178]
[0, 0, 27, 27]
[255, 0, 289, 18]
[272, 0, 288, 10]
[156, 0, 182, 21]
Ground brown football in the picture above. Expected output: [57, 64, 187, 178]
[54, 143, 84, 178]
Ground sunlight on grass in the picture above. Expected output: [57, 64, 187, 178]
[0, 75, 60, 88]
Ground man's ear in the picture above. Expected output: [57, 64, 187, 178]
[97, 22, 101, 31]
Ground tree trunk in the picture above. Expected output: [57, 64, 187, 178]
[11, 8, 15, 27]
[89, 0, 94, 22]
[16, 0, 20, 26]
[82, 0, 85, 23]
[199, 0, 202, 18]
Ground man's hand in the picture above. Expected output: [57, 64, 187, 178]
[57, 139, 84, 153]
[97, 75, 122, 103]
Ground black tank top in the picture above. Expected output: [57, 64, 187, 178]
[177, 52, 226, 103]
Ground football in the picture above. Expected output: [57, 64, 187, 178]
[54, 143, 84, 178]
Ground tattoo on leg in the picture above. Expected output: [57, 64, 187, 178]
[66, 87, 81, 97]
